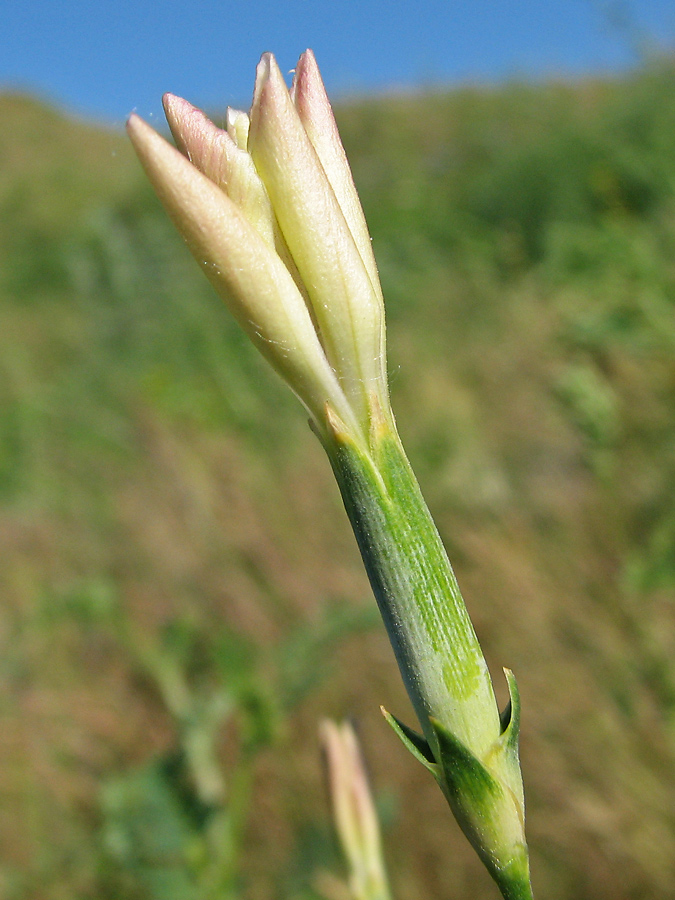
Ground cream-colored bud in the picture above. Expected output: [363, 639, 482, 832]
[321, 721, 391, 900]
[163, 94, 277, 248]
[128, 52, 393, 443]
[292, 50, 384, 306]
[127, 113, 358, 436]
[249, 53, 388, 430]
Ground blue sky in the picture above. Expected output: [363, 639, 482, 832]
[3, 0, 675, 126]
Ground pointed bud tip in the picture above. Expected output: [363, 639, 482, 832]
[162, 93, 207, 130]
[295, 48, 318, 79]
[162, 93, 191, 146]
[226, 107, 250, 149]
[253, 52, 274, 104]
[126, 112, 152, 146]
[253, 50, 291, 113]
[162, 92, 184, 118]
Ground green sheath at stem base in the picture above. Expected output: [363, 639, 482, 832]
[321, 403, 533, 900]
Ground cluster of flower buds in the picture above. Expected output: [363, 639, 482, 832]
[128, 52, 533, 900]
[128, 50, 388, 447]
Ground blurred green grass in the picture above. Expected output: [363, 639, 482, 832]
[1, 60, 675, 900]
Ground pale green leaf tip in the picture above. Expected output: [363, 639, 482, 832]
[380, 706, 438, 775]
[499, 667, 521, 751]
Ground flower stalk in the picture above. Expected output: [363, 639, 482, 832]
[323, 404, 531, 899]
[127, 49, 533, 900]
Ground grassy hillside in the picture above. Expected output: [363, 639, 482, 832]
[1, 61, 675, 900]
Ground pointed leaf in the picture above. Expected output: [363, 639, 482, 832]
[499, 668, 521, 749]
[380, 707, 438, 775]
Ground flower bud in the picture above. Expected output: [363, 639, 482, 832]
[127, 50, 390, 443]
[321, 720, 391, 900]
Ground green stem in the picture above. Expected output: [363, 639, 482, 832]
[321, 405, 533, 900]
[324, 410, 499, 758]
